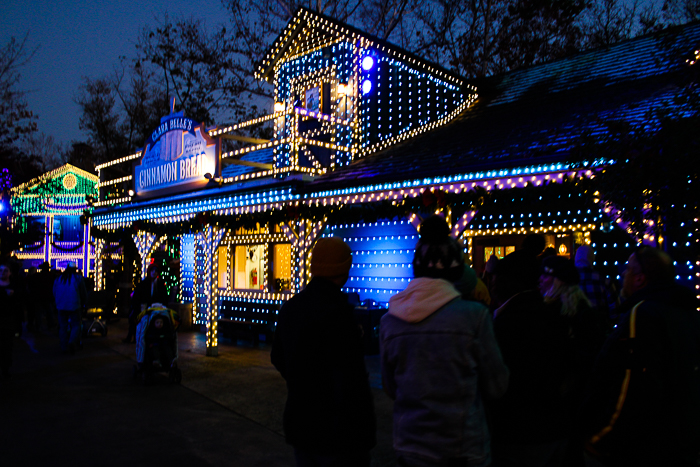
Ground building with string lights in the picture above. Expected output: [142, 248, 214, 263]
[90, 9, 700, 356]
[11, 164, 98, 272]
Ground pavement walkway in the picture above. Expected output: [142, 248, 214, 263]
[2, 318, 396, 467]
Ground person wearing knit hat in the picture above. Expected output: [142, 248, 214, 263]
[380, 215, 509, 465]
[539, 256, 580, 295]
[540, 256, 591, 317]
[271, 237, 376, 466]
[309, 237, 353, 279]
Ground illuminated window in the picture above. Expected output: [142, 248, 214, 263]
[305, 86, 320, 112]
[233, 244, 265, 290]
[217, 246, 228, 289]
[272, 244, 292, 292]
[336, 82, 354, 120]
[484, 246, 515, 262]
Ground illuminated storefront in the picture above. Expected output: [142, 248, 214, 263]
[91, 10, 700, 355]
[11, 164, 98, 273]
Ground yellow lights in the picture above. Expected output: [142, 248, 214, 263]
[295, 108, 356, 128]
[95, 153, 141, 171]
[94, 197, 131, 207]
[461, 224, 597, 239]
[97, 175, 133, 188]
[274, 102, 285, 112]
[12, 164, 99, 193]
[222, 137, 291, 159]
[209, 110, 290, 137]
[298, 136, 353, 153]
[337, 83, 348, 96]
[358, 94, 477, 158]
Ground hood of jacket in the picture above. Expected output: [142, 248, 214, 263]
[388, 277, 461, 323]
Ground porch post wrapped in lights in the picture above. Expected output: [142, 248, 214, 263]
[133, 231, 158, 279]
[95, 239, 105, 290]
[44, 215, 53, 264]
[83, 222, 91, 278]
[200, 224, 226, 356]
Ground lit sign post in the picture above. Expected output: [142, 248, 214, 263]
[133, 112, 220, 199]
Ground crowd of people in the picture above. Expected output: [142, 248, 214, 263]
[272, 216, 700, 467]
[1, 217, 698, 466]
[0, 259, 90, 380]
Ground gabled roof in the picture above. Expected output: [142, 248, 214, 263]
[256, 7, 465, 86]
[11, 164, 98, 194]
[302, 21, 700, 191]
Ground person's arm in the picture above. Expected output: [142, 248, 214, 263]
[475, 309, 509, 399]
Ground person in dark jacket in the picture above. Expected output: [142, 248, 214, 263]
[271, 237, 376, 467]
[0, 261, 22, 380]
[540, 255, 608, 466]
[490, 252, 573, 467]
[381, 216, 509, 467]
[584, 247, 700, 466]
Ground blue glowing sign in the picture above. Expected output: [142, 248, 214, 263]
[134, 112, 220, 199]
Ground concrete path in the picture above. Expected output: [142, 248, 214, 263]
[2, 319, 396, 467]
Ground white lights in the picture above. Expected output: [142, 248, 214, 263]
[362, 79, 372, 95]
[361, 55, 375, 70]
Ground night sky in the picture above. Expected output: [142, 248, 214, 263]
[0, 0, 229, 147]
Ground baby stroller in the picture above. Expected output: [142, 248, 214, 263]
[133, 304, 182, 384]
[83, 290, 109, 337]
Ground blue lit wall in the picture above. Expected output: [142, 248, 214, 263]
[358, 53, 465, 149]
[180, 234, 195, 303]
[325, 218, 418, 307]
[272, 39, 467, 170]
[194, 242, 207, 325]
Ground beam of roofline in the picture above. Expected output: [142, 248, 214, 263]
[222, 159, 274, 170]
[220, 134, 271, 144]
[256, 7, 468, 86]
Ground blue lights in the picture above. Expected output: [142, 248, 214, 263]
[361, 55, 375, 71]
[362, 79, 373, 95]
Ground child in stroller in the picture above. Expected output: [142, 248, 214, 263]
[133, 304, 181, 384]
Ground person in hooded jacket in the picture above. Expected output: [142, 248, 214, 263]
[380, 215, 509, 467]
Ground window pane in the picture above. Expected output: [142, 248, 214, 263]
[273, 244, 292, 292]
[234, 244, 265, 290]
[217, 246, 228, 289]
[484, 247, 494, 263]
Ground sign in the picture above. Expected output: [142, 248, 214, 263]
[134, 112, 219, 198]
